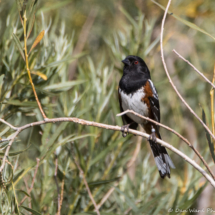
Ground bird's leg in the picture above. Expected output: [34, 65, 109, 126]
[148, 126, 157, 142]
[121, 123, 133, 137]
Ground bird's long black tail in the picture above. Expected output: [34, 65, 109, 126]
[149, 139, 175, 178]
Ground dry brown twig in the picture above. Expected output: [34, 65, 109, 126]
[54, 155, 61, 214]
[97, 135, 142, 210]
[19, 158, 40, 206]
[68, 8, 98, 80]
[23, 11, 47, 120]
[173, 49, 215, 89]
[160, 0, 215, 142]
[71, 142, 101, 215]
[59, 172, 65, 215]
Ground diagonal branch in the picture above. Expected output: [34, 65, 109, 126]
[160, 0, 215, 142]
[117, 110, 215, 180]
[173, 49, 215, 89]
[23, 11, 47, 120]
[0, 119, 18, 130]
[97, 136, 141, 210]
[19, 158, 40, 206]
[71, 142, 100, 215]
[0, 117, 215, 188]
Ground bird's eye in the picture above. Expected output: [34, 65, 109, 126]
[134, 61, 138, 65]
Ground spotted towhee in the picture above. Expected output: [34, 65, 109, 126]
[118, 55, 175, 178]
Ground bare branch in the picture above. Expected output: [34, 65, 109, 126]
[173, 49, 215, 89]
[23, 11, 47, 120]
[97, 138, 141, 209]
[0, 131, 19, 173]
[68, 8, 98, 80]
[54, 155, 61, 214]
[117, 110, 190, 145]
[0, 119, 18, 130]
[0, 117, 214, 187]
[19, 158, 40, 206]
[160, 0, 215, 141]
[58, 172, 65, 215]
[71, 143, 100, 215]
[117, 110, 215, 180]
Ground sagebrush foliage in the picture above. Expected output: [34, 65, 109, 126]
[0, 0, 214, 214]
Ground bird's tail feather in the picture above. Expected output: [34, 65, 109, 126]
[149, 139, 175, 179]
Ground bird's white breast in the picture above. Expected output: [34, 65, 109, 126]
[119, 88, 149, 124]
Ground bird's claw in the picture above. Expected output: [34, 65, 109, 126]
[121, 124, 130, 137]
[148, 132, 157, 142]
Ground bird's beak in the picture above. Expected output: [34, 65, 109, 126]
[122, 58, 130, 66]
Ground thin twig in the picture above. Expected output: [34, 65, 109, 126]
[0, 117, 215, 187]
[54, 155, 61, 214]
[23, 11, 47, 119]
[0, 130, 19, 173]
[71, 143, 100, 215]
[23, 178, 31, 208]
[19, 158, 40, 206]
[58, 172, 65, 215]
[97, 140, 142, 209]
[117, 110, 215, 180]
[68, 8, 98, 80]
[173, 49, 215, 89]
[117, 110, 190, 145]
[160, 0, 215, 141]
[210, 65, 215, 157]
[0, 119, 18, 130]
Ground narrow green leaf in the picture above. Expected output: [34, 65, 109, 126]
[179, 176, 201, 204]
[40, 122, 69, 158]
[119, 7, 137, 28]
[12, 181, 21, 215]
[0, 126, 10, 137]
[16, 0, 23, 11]
[4, 100, 38, 107]
[43, 80, 86, 91]
[202, 109, 215, 163]
[36, 1, 71, 14]
[28, 0, 37, 14]
[169, 188, 180, 215]
[42, 107, 53, 145]
[114, 187, 139, 212]
[0, 141, 9, 149]
[90, 138, 126, 167]
[17, 189, 31, 197]
[0, 145, 31, 157]
[152, 192, 171, 215]
[46, 52, 86, 68]
[12, 33, 25, 61]
[179, 183, 207, 209]
[88, 178, 120, 187]
[4, 100, 53, 107]
[27, 11, 35, 38]
[13, 169, 25, 184]
[137, 192, 165, 213]
[20, 206, 41, 215]
[152, 0, 215, 40]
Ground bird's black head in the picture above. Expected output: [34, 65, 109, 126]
[122, 55, 151, 79]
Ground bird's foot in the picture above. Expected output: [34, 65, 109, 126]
[148, 128, 157, 142]
[121, 124, 131, 137]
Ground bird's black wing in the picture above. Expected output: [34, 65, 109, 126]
[148, 80, 161, 138]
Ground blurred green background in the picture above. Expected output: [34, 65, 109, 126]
[0, 0, 215, 214]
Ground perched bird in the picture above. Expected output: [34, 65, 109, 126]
[118, 55, 175, 178]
